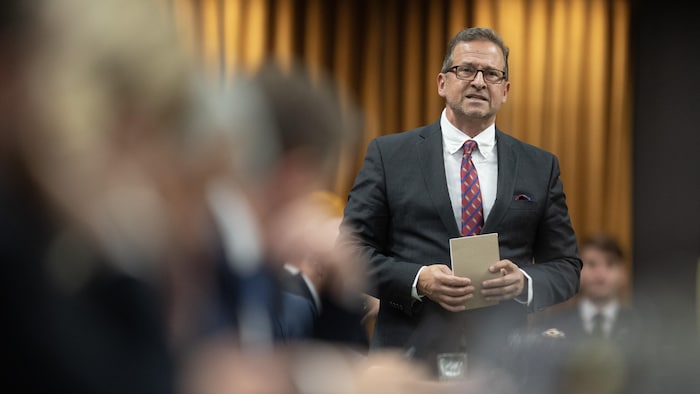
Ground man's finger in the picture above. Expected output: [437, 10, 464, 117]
[437, 284, 475, 297]
[440, 275, 472, 287]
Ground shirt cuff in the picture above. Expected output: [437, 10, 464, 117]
[514, 268, 533, 306]
[411, 266, 427, 301]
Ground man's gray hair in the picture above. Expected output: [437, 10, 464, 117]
[441, 27, 510, 80]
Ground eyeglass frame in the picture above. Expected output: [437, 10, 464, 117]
[443, 65, 507, 84]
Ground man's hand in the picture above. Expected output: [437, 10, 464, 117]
[481, 260, 525, 302]
[417, 264, 474, 312]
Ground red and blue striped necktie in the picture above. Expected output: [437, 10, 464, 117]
[461, 140, 484, 236]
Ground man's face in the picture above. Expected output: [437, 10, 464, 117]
[579, 246, 625, 303]
[437, 40, 510, 125]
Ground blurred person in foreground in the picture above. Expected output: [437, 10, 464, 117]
[1, 0, 357, 390]
[0, 1, 452, 393]
[341, 26, 581, 374]
[2, 0, 192, 392]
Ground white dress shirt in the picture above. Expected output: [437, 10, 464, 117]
[206, 181, 274, 348]
[579, 298, 619, 337]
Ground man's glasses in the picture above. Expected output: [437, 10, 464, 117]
[445, 65, 507, 84]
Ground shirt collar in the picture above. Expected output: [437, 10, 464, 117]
[579, 298, 620, 322]
[440, 108, 497, 158]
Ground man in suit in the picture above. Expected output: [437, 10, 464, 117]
[341, 27, 581, 369]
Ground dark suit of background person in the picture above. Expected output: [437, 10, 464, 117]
[279, 264, 369, 348]
[277, 191, 369, 350]
[522, 234, 642, 394]
[535, 234, 639, 343]
[341, 27, 581, 369]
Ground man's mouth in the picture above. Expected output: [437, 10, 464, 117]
[465, 94, 488, 101]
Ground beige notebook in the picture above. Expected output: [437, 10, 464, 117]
[449, 233, 502, 310]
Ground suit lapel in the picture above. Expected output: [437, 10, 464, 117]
[417, 123, 461, 239]
[483, 130, 518, 233]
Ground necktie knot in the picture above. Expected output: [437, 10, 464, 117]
[463, 140, 478, 156]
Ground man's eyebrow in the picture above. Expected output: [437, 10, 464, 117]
[456, 62, 500, 69]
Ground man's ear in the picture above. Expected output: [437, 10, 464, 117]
[501, 80, 510, 104]
[437, 73, 447, 98]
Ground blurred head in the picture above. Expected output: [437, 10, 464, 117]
[19, 0, 200, 277]
[184, 61, 355, 209]
[28, 0, 193, 192]
[579, 234, 626, 305]
[252, 65, 360, 267]
[179, 62, 360, 266]
[249, 63, 351, 203]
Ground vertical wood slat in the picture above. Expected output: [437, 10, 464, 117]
[242, 0, 267, 70]
[472, 0, 494, 29]
[332, 0, 356, 196]
[448, 0, 469, 37]
[560, 0, 586, 235]
[608, 0, 632, 275]
[495, 0, 526, 139]
[222, 0, 242, 78]
[425, 1, 446, 121]
[546, 0, 568, 169]
[524, 0, 548, 149]
[274, 0, 295, 71]
[304, 0, 324, 79]
[584, 0, 609, 232]
[333, 0, 353, 108]
[201, 0, 221, 75]
[172, 0, 198, 57]
[401, 0, 423, 131]
[381, 0, 401, 135]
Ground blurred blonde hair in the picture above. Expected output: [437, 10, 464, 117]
[24, 0, 194, 204]
[20, 0, 197, 280]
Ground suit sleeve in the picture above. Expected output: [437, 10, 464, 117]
[523, 155, 582, 311]
[341, 139, 423, 316]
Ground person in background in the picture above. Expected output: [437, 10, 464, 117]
[515, 233, 640, 394]
[539, 233, 638, 342]
[341, 26, 582, 373]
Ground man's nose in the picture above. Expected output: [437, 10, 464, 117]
[470, 70, 487, 88]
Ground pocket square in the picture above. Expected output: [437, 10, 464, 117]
[515, 194, 532, 201]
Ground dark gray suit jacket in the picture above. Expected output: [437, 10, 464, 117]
[342, 121, 581, 361]
[535, 303, 641, 344]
